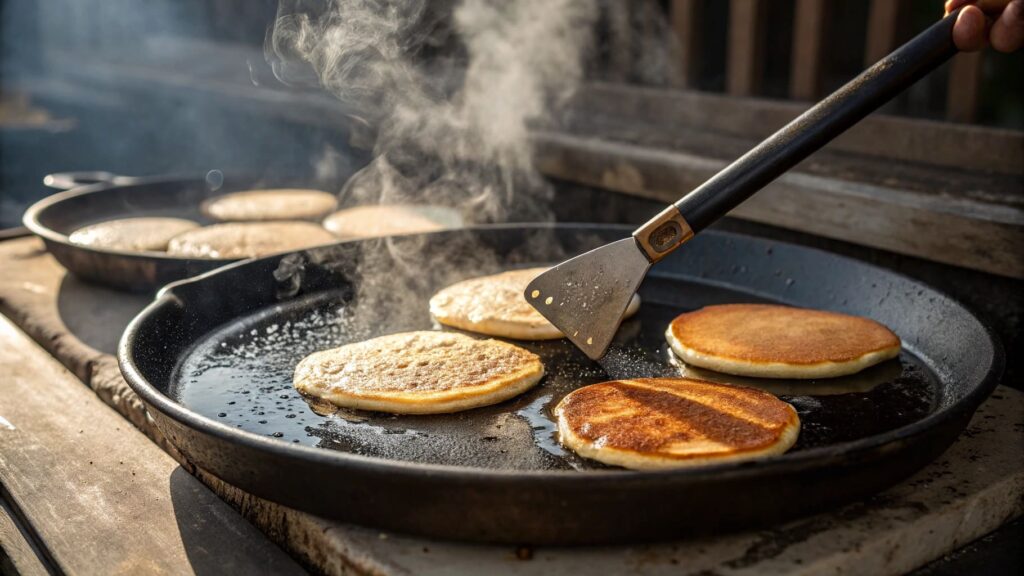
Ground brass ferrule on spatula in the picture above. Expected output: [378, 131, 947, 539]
[632, 206, 694, 263]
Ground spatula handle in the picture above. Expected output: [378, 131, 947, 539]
[671, 8, 961, 234]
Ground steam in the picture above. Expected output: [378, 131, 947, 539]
[268, 0, 597, 223]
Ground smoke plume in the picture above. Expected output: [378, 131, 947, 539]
[268, 0, 597, 223]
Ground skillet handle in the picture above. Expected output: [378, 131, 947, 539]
[665, 8, 961, 236]
[43, 171, 138, 191]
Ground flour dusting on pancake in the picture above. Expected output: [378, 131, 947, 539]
[293, 331, 544, 414]
[666, 304, 901, 379]
[167, 221, 336, 259]
[68, 217, 199, 252]
[556, 377, 799, 470]
[430, 267, 640, 340]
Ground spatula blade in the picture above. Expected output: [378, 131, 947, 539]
[525, 238, 651, 360]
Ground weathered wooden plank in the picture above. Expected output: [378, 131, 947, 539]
[669, 0, 702, 88]
[727, 0, 765, 96]
[789, 0, 828, 100]
[531, 131, 1024, 279]
[0, 498, 53, 576]
[865, 0, 907, 66]
[570, 82, 1024, 176]
[28, 42, 1024, 176]
[947, 51, 984, 123]
[0, 315, 306, 576]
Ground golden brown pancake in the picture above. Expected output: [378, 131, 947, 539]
[429, 267, 641, 340]
[167, 222, 336, 259]
[202, 189, 338, 222]
[556, 377, 799, 470]
[666, 304, 901, 379]
[293, 331, 544, 414]
[68, 217, 200, 252]
[321, 204, 463, 239]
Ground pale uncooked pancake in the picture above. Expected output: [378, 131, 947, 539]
[167, 222, 336, 259]
[68, 217, 200, 252]
[202, 189, 338, 222]
[322, 204, 463, 239]
[666, 304, 901, 379]
[293, 331, 544, 414]
[556, 377, 800, 470]
[429, 267, 641, 340]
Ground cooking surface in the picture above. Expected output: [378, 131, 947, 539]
[122, 226, 1000, 543]
[171, 274, 937, 471]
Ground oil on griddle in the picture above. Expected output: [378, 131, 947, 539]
[171, 271, 937, 472]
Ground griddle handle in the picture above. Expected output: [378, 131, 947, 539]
[43, 171, 136, 191]
[673, 9, 961, 233]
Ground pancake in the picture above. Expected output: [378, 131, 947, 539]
[666, 304, 901, 379]
[322, 204, 463, 239]
[293, 331, 544, 414]
[429, 267, 641, 340]
[666, 350, 901, 396]
[202, 189, 338, 222]
[556, 377, 799, 470]
[68, 217, 200, 252]
[167, 222, 336, 259]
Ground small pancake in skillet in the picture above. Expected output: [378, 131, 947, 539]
[167, 222, 336, 259]
[555, 377, 799, 470]
[322, 204, 463, 239]
[666, 304, 901, 379]
[429, 267, 640, 340]
[68, 217, 200, 252]
[202, 189, 338, 222]
[293, 331, 544, 414]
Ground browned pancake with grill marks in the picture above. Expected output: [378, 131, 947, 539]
[556, 377, 799, 469]
[666, 304, 901, 379]
[293, 331, 544, 414]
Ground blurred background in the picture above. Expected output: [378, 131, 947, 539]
[1, 0, 1020, 225]
[0, 1, 1021, 357]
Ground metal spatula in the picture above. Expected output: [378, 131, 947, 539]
[527, 9, 964, 360]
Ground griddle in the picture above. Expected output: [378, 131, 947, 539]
[22, 171, 341, 292]
[119, 224, 1002, 544]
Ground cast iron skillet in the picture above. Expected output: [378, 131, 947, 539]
[119, 224, 1002, 545]
[23, 171, 339, 292]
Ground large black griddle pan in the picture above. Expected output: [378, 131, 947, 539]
[23, 171, 333, 292]
[119, 224, 1002, 545]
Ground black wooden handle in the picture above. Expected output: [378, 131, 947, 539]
[674, 9, 961, 232]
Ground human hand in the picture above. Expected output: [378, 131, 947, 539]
[946, 0, 1024, 52]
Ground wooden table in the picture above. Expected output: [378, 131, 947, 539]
[1, 236, 1022, 575]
